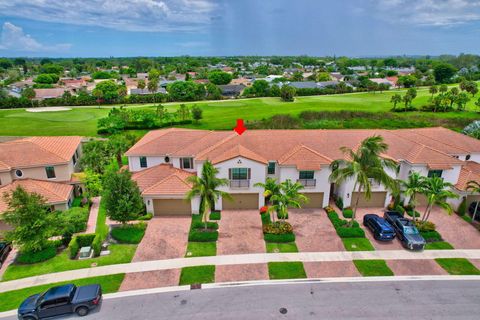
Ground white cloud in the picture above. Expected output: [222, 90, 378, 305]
[0, 22, 71, 52]
[373, 0, 480, 26]
[0, 0, 218, 32]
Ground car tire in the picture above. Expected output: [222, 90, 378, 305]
[76, 306, 89, 317]
[22, 317, 35, 320]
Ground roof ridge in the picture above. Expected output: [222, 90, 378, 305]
[279, 144, 332, 164]
[409, 128, 471, 153]
[196, 132, 237, 159]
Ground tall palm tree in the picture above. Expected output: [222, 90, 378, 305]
[329, 135, 398, 226]
[466, 180, 480, 221]
[421, 176, 458, 223]
[186, 160, 230, 229]
[269, 179, 307, 222]
[400, 172, 426, 223]
[254, 177, 281, 222]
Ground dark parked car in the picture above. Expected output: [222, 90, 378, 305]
[18, 284, 102, 319]
[384, 211, 425, 251]
[0, 241, 12, 268]
[468, 202, 480, 221]
[363, 214, 396, 241]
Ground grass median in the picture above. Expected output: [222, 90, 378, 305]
[435, 258, 480, 275]
[353, 260, 394, 277]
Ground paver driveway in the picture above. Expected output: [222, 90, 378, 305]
[423, 206, 480, 249]
[304, 261, 360, 278]
[217, 210, 265, 255]
[120, 216, 191, 291]
[354, 207, 404, 250]
[215, 263, 269, 282]
[289, 209, 345, 252]
[387, 259, 448, 276]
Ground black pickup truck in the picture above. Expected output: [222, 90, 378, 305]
[18, 284, 102, 319]
[384, 211, 426, 251]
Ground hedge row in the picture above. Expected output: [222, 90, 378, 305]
[16, 245, 57, 264]
[264, 233, 296, 243]
[325, 207, 365, 239]
[68, 234, 96, 259]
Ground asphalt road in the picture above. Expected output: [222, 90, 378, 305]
[9, 280, 480, 320]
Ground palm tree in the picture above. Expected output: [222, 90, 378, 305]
[329, 135, 398, 226]
[466, 180, 480, 221]
[420, 176, 458, 223]
[390, 94, 402, 111]
[254, 177, 281, 222]
[269, 179, 307, 222]
[400, 172, 426, 223]
[186, 160, 230, 229]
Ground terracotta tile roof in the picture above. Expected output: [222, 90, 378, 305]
[131, 164, 193, 196]
[211, 145, 268, 164]
[128, 127, 474, 169]
[33, 88, 68, 99]
[456, 161, 480, 191]
[0, 179, 73, 212]
[278, 144, 331, 170]
[0, 136, 82, 170]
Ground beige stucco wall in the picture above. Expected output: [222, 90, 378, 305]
[0, 172, 12, 186]
[9, 163, 72, 182]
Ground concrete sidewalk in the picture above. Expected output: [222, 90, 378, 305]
[84, 197, 100, 234]
[1, 249, 480, 293]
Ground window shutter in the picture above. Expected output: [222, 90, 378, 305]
[229, 168, 232, 179]
[248, 168, 251, 179]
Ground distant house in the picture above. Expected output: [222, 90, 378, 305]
[264, 75, 283, 83]
[137, 73, 148, 80]
[287, 81, 339, 90]
[230, 78, 252, 86]
[33, 88, 69, 100]
[130, 87, 166, 95]
[329, 72, 345, 82]
[218, 84, 246, 98]
[369, 78, 393, 87]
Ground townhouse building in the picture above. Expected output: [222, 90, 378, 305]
[125, 127, 480, 216]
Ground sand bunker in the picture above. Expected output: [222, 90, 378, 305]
[26, 107, 72, 112]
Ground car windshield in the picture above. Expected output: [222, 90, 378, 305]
[404, 226, 419, 235]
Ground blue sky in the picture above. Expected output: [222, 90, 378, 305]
[0, 0, 479, 57]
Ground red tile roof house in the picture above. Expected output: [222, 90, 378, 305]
[125, 127, 480, 216]
[0, 137, 83, 231]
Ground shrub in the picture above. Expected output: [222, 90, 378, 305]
[263, 221, 293, 235]
[209, 211, 221, 220]
[261, 213, 271, 225]
[336, 227, 365, 238]
[343, 208, 353, 219]
[137, 213, 153, 221]
[68, 237, 80, 259]
[91, 234, 103, 257]
[457, 198, 466, 216]
[406, 210, 421, 218]
[462, 215, 473, 223]
[76, 234, 96, 247]
[192, 221, 219, 230]
[188, 230, 218, 242]
[264, 233, 296, 243]
[335, 197, 344, 210]
[395, 205, 406, 214]
[415, 221, 436, 232]
[16, 246, 57, 264]
[420, 230, 443, 242]
[277, 212, 288, 220]
[62, 207, 90, 233]
[260, 206, 268, 214]
[111, 223, 147, 244]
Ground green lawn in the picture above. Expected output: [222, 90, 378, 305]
[268, 262, 307, 280]
[266, 242, 299, 253]
[425, 242, 455, 250]
[1, 86, 479, 136]
[185, 242, 217, 257]
[353, 260, 394, 277]
[435, 258, 480, 275]
[179, 265, 215, 285]
[342, 238, 375, 251]
[0, 274, 124, 312]
[2, 244, 136, 281]
[110, 223, 146, 244]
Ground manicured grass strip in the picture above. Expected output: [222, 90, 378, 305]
[268, 262, 307, 280]
[266, 242, 299, 253]
[342, 238, 375, 251]
[353, 260, 394, 277]
[185, 242, 217, 257]
[435, 258, 480, 275]
[179, 265, 215, 285]
[425, 242, 454, 250]
[0, 274, 125, 312]
[2, 244, 136, 281]
[111, 223, 146, 244]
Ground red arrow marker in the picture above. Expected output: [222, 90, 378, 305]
[233, 119, 246, 135]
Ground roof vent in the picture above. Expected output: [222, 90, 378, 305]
[165, 156, 170, 163]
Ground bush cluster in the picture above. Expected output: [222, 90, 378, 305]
[414, 221, 436, 232]
[264, 233, 296, 243]
[68, 234, 96, 259]
[191, 221, 219, 230]
[342, 208, 353, 219]
[325, 208, 364, 238]
[209, 211, 221, 221]
[263, 221, 293, 235]
[16, 246, 57, 264]
[137, 213, 153, 221]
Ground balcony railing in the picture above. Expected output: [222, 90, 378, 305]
[230, 179, 250, 188]
[297, 179, 316, 187]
